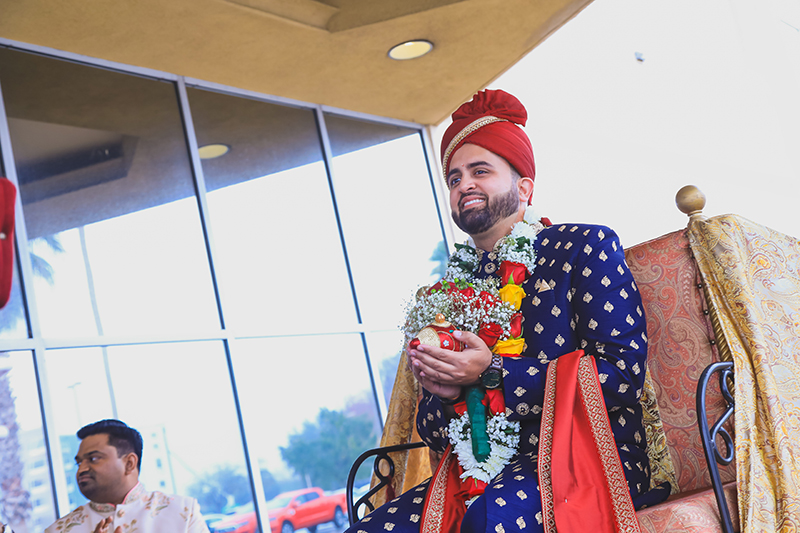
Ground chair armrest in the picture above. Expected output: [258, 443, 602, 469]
[346, 441, 427, 526]
[696, 361, 735, 533]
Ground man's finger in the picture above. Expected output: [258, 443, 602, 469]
[415, 343, 454, 361]
[413, 346, 458, 373]
[453, 330, 488, 350]
[412, 355, 452, 383]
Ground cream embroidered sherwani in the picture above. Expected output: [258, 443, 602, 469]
[45, 483, 209, 533]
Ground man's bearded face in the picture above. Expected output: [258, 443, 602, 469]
[452, 183, 519, 235]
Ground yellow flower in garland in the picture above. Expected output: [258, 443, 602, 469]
[495, 337, 525, 355]
[498, 284, 526, 310]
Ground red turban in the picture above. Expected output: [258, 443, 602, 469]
[0, 177, 16, 309]
[440, 90, 535, 200]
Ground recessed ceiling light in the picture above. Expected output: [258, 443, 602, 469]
[388, 40, 433, 61]
[198, 144, 230, 159]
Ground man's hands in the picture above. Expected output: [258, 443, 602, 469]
[408, 330, 493, 400]
[94, 517, 122, 533]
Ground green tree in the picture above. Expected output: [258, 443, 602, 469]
[280, 408, 377, 491]
[260, 468, 281, 501]
[0, 367, 30, 525]
[430, 240, 449, 279]
[187, 465, 252, 514]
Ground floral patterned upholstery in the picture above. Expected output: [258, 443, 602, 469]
[625, 229, 738, 532]
[637, 483, 739, 533]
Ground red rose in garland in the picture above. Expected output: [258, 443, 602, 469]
[510, 313, 523, 338]
[498, 261, 528, 286]
[477, 322, 503, 348]
[477, 290, 500, 309]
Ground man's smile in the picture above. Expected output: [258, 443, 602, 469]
[460, 196, 487, 210]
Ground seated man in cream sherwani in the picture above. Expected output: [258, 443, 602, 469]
[46, 419, 209, 533]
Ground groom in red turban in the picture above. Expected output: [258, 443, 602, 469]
[343, 89, 669, 533]
[441, 89, 536, 195]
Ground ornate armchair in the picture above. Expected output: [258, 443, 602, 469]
[348, 185, 800, 532]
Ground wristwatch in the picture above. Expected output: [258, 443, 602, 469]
[480, 353, 503, 389]
[438, 391, 463, 406]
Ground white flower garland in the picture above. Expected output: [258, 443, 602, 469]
[402, 277, 516, 341]
[402, 205, 543, 490]
[447, 411, 521, 483]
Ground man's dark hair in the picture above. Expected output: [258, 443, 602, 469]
[77, 419, 143, 471]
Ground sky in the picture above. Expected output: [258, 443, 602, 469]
[433, 0, 800, 249]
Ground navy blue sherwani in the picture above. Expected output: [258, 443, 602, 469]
[347, 223, 670, 533]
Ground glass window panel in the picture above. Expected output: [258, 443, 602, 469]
[186, 88, 358, 333]
[0, 48, 220, 338]
[43, 342, 252, 516]
[233, 334, 380, 506]
[324, 115, 446, 328]
[0, 145, 27, 338]
[0, 245, 28, 340]
[0, 351, 56, 532]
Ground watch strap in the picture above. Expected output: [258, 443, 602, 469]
[481, 353, 503, 389]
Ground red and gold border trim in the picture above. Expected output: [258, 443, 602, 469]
[421, 446, 453, 533]
[539, 361, 558, 533]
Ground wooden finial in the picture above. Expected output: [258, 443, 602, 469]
[676, 185, 706, 219]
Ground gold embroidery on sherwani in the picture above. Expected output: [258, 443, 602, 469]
[688, 214, 800, 532]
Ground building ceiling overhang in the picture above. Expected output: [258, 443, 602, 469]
[0, 0, 593, 125]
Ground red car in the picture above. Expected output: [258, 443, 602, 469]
[211, 488, 348, 533]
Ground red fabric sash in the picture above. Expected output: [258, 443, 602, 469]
[0, 178, 16, 309]
[420, 444, 466, 533]
[539, 350, 640, 533]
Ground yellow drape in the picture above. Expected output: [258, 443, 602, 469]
[688, 214, 800, 532]
[369, 352, 432, 510]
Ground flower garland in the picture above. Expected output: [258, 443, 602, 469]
[402, 277, 517, 343]
[448, 410, 521, 483]
[405, 205, 544, 499]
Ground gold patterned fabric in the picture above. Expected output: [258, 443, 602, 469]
[639, 367, 679, 495]
[687, 214, 800, 532]
[369, 352, 431, 510]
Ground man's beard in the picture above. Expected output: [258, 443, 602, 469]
[452, 185, 519, 236]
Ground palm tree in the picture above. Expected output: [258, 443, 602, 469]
[0, 234, 63, 529]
